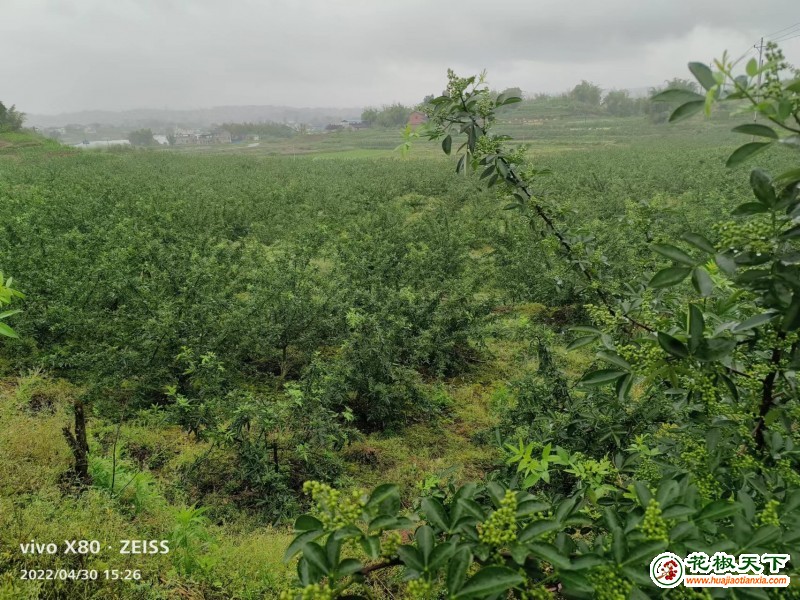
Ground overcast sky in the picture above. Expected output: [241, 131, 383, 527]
[2, 0, 799, 115]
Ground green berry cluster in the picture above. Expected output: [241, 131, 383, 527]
[640, 499, 669, 543]
[584, 303, 624, 330]
[303, 481, 366, 530]
[633, 458, 661, 486]
[777, 459, 800, 487]
[478, 490, 518, 547]
[475, 135, 501, 158]
[406, 577, 435, 599]
[713, 219, 773, 254]
[381, 531, 402, 557]
[589, 566, 631, 600]
[758, 499, 781, 528]
[680, 374, 719, 405]
[521, 585, 553, 599]
[279, 583, 333, 600]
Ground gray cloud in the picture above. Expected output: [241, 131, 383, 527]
[2, 0, 799, 114]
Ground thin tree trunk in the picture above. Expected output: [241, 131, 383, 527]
[62, 398, 91, 487]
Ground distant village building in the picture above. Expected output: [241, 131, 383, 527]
[408, 111, 428, 126]
[172, 129, 231, 145]
[73, 140, 131, 149]
[152, 135, 169, 145]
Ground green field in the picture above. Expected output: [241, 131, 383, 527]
[1, 104, 799, 599]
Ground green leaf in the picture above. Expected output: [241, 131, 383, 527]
[516, 500, 549, 517]
[284, 530, 326, 562]
[302, 542, 331, 575]
[455, 566, 524, 599]
[616, 373, 633, 402]
[366, 484, 400, 514]
[336, 558, 363, 577]
[731, 124, 778, 139]
[649, 267, 691, 288]
[732, 202, 769, 216]
[658, 332, 689, 359]
[650, 89, 704, 103]
[732, 312, 777, 332]
[726, 142, 772, 168]
[697, 500, 740, 521]
[750, 169, 776, 206]
[682, 232, 716, 254]
[633, 482, 652, 506]
[529, 542, 571, 569]
[0, 322, 18, 338]
[415, 526, 434, 563]
[776, 167, 800, 184]
[745, 526, 781, 550]
[746, 57, 759, 77]
[623, 540, 667, 565]
[396, 545, 424, 572]
[689, 62, 717, 91]
[295, 515, 324, 532]
[456, 154, 466, 174]
[715, 252, 737, 275]
[669, 100, 705, 123]
[518, 519, 560, 543]
[421, 498, 450, 532]
[692, 267, 714, 297]
[689, 305, 705, 353]
[782, 294, 800, 332]
[652, 243, 695, 265]
[579, 369, 626, 386]
[442, 135, 452, 155]
[696, 337, 736, 362]
[446, 547, 471, 595]
[566, 335, 597, 351]
[661, 504, 696, 519]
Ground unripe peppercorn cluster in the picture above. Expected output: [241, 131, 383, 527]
[640, 499, 669, 543]
[589, 566, 631, 600]
[478, 489, 518, 547]
[617, 343, 663, 373]
[303, 480, 366, 530]
[758, 499, 781, 528]
[381, 531, 402, 557]
[713, 219, 773, 254]
[406, 577, 435, 599]
[521, 585, 553, 599]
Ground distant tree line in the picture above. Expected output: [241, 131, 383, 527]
[361, 103, 414, 127]
[218, 121, 296, 139]
[0, 101, 25, 132]
[522, 78, 702, 121]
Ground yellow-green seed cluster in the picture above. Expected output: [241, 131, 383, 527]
[381, 531, 402, 557]
[303, 480, 366, 530]
[478, 489, 518, 547]
[589, 566, 632, 600]
[758, 499, 781, 528]
[617, 342, 663, 373]
[406, 577, 435, 599]
[640, 499, 669, 543]
[713, 219, 773, 254]
[521, 585, 553, 599]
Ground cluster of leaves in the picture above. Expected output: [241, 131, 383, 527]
[0, 100, 25, 133]
[0, 272, 22, 339]
[282, 54, 800, 598]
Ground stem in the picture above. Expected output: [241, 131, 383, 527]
[753, 331, 786, 450]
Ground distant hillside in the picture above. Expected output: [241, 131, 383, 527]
[28, 105, 363, 129]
